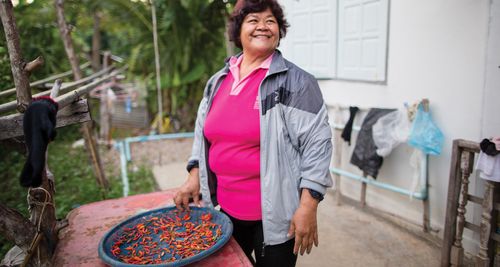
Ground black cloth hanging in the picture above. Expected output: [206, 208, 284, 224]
[341, 106, 359, 145]
[20, 97, 58, 187]
[480, 138, 500, 156]
[350, 108, 395, 179]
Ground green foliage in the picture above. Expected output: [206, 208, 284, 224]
[1, 0, 235, 130]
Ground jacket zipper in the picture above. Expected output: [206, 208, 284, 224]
[258, 67, 287, 251]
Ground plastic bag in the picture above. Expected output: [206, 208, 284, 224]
[372, 110, 411, 157]
[408, 105, 444, 155]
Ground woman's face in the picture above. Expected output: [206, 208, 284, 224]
[240, 8, 279, 57]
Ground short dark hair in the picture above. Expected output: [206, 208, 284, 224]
[228, 0, 289, 49]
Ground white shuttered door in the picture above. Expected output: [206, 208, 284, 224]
[338, 0, 389, 81]
[279, 0, 336, 78]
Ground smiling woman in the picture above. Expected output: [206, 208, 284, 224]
[173, 1, 334, 266]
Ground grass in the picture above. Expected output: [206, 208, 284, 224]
[0, 124, 157, 259]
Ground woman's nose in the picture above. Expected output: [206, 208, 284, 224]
[256, 21, 268, 30]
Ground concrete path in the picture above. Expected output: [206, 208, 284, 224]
[153, 162, 440, 267]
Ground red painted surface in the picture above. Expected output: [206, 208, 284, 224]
[53, 189, 252, 267]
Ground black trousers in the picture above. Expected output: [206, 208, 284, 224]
[222, 210, 297, 267]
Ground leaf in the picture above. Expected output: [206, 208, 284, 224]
[172, 71, 181, 87]
[181, 63, 206, 84]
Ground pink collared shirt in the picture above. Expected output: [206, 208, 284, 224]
[228, 53, 273, 95]
[203, 53, 273, 220]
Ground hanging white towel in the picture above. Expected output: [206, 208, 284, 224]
[475, 152, 500, 182]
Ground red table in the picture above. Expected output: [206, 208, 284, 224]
[53, 189, 252, 267]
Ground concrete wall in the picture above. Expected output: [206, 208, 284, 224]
[312, 0, 491, 241]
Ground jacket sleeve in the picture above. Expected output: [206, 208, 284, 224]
[187, 75, 215, 169]
[285, 72, 333, 195]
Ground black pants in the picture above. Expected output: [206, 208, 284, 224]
[222, 210, 297, 267]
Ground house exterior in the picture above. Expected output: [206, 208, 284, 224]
[278, 0, 500, 252]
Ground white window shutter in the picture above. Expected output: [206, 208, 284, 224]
[279, 0, 336, 78]
[338, 0, 389, 82]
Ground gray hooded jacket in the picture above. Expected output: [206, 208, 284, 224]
[188, 50, 333, 246]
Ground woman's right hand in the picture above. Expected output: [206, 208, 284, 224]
[173, 168, 201, 211]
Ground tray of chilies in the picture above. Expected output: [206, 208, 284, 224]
[98, 206, 233, 266]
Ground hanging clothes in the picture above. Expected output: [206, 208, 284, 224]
[475, 152, 500, 182]
[372, 109, 411, 157]
[341, 106, 359, 145]
[20, 96, 59, 187]
[480, 138, 500, 156]
[350, 108, 396, 178]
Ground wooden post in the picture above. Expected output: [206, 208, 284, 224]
[449, 151, 474, 266]
[331, 105, 343, 206]
[475, 180, 499, 266]
[99, 52, 111, 143]
[224, 17, 235, 57]
[21, 79, 63, 266]
[423, 183, 431, 232]
[421, 99, 431, 232]
[55, 0, 108, 190]
[0, 0, 31, 112]
[360, 178, 367, 207]
[55, 0, 82, 80]
[91, 11, 102, 72]
[0, 2, 55, 264]
[151, 0, 163, 133]
[0, 204, 37, 255]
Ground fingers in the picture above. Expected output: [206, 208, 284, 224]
[192, 192, 201, 207]
[306, 235, 314, 254]
[295, 228, 318, 255]
[299, 236, 307, 255]
[293, 232, 301, 255]
[174, 193, 183, 211]
[294, 230, 310, 256]
[182, 195, 190, 211]
[314, 229, 319, 247]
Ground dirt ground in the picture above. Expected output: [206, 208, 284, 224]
[101, 138, 193, 177]
[130, 138, 442, 267]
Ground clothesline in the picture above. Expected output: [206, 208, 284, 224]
[326, 100, 432, 232]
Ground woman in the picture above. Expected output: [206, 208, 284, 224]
[174, 0, 332, 266]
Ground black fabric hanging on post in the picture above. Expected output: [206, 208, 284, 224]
[20, 97, 58, 187]
[341, 106, 359, 145]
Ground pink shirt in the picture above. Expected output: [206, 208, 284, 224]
[203, 54, 272, 220]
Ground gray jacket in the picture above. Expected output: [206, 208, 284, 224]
[188, 50, 333, 246]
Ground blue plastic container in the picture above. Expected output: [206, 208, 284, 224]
[98, 206, 233, 266]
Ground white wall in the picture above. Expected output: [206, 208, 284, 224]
[297, 0, 491, 238]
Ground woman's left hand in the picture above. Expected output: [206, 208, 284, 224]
[287, 189, 319, 255]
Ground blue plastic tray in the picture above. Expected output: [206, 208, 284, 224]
[98, 206, 233, 266]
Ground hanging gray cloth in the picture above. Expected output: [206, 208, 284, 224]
[350, 108, 396, 178]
